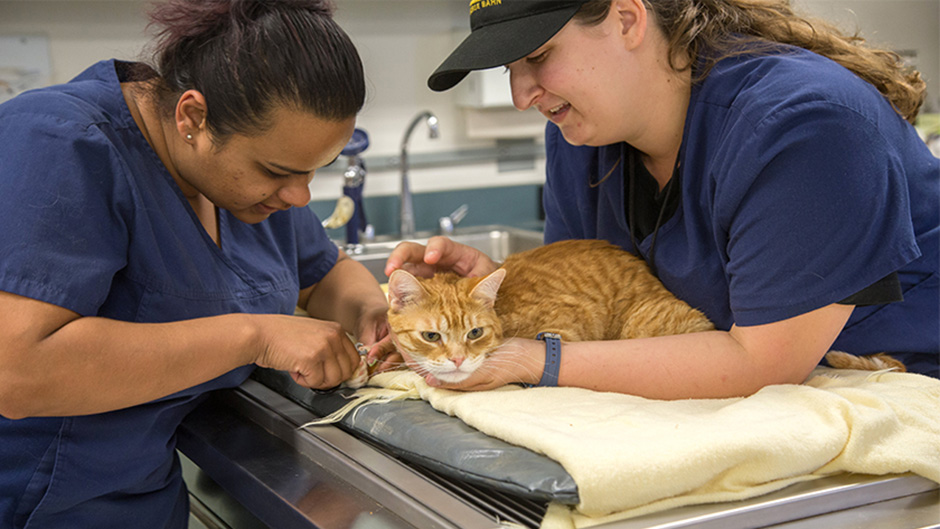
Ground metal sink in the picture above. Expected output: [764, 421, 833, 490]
[341, 224, 544, 281]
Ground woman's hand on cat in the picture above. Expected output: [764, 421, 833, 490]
[384, 236, 499, 278]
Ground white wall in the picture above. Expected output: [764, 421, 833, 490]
[796, 0, 939, 114]
[329, 0, 547, 199]
[1, 0, 936, 201]
[1, 2, 145, 79]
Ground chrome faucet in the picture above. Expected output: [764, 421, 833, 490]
[399, 111, 439, 238]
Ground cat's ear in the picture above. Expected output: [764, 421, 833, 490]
[470, 268, 506, 309]
[387, 269, 426, 311]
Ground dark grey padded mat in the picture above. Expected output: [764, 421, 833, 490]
[251, 368, 579, 504]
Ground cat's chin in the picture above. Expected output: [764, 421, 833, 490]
[431, 370, 474, 384]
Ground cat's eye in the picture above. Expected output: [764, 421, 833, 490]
[421, 331, 441, 342]
[467, 328, 484, 340]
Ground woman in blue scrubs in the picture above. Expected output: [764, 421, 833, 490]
[0, 0, 389, 527]
[383, 0, 939, 392]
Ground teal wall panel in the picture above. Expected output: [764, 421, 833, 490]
[310, 184, 544, 241]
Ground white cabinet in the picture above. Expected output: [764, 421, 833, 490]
[450, 31, 546, 138]
[459, 69, 547, 139]
[457, 68, 514, 109]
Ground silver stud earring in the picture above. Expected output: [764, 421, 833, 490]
[186, 134, 193, 140]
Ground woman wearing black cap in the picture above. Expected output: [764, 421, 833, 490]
[384, 0, 939, 396]
[0, 0, 388, 526]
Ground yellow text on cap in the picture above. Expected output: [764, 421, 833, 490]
[470, 0, 503, 16]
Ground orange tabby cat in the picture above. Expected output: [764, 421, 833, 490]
[386, 239, 714, 384]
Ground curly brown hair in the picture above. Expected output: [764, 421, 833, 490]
[576, 0, 925, 123]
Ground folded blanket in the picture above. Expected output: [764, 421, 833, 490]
[319, 368, 940, 528]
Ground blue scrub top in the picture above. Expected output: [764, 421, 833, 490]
[543, 47, 939, 377]
[0, 60, 339, 527]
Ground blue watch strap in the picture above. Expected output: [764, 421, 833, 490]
[535, 332, 562, 387]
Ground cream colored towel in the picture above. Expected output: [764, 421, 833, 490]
[353, 368, 940, 528]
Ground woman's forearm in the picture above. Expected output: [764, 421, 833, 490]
[0, 309, 260, 418]
[549, 304, 852, 399]
[1, 265, 382, 418]
[558, 331, 775, 398]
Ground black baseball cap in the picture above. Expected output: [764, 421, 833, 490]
[427, 0, 590, 92]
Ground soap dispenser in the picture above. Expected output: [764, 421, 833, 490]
[340, 128, 371, 251]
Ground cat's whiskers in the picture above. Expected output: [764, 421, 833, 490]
[479, 343, 541, 384]
[369, 360, 408, 373]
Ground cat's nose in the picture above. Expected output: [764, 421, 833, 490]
[452, 357, 465, 368]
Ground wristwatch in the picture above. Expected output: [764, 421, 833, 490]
[535, 332, 562, 387]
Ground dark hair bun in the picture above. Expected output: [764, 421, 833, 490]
[147, 0, 363, 137]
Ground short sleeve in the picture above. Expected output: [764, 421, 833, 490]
[293, 206, 339, 289]
[715, 102, 921, 325]
[0, 109, 129, 315]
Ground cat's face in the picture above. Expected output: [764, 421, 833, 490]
[386, 269, 505, 383]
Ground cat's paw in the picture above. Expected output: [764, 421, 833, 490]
[342, 358, 371, 389]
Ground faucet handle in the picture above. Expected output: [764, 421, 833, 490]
[439, 204, 469, 235]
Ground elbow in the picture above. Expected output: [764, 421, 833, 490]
[750, 350, 822, 391]
[784, 361, 819, 385]
[0, 410, 31, 421]
[727, 322, 835, 391]
[0, 359, 43, 420]
[0, 386, 36, 420]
